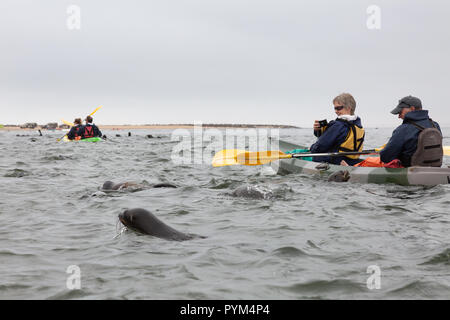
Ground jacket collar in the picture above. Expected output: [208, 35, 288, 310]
[403, 110, 429, 123]
[338, 114, 358, 121]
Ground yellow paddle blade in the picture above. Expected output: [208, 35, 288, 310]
[89, 106, 102, 117]
[444, 146, 450, 156]
[375, 144, 386, 152]
[212, 149, 247, 167]
[236, 151, 292, 166]
[61, 119, 74, 127]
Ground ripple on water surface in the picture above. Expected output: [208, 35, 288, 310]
[0, 128, 449, 299]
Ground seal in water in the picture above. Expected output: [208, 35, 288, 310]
[327, 170, 350, 182]
[152, 183, 177, 188]
[231, 185, 274, 199]
[118, 208, 202, 241]
[102, 181, 137, 190]
[102, 181, 177, 191]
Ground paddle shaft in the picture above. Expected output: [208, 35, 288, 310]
[291, 149, 377, 158]
[215, 143, 449, 167]
[89, 106, 102, 117]
[235, 149, 379, 166]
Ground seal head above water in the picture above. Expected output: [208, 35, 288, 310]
[102, 181, 176, 191]
[118, 208, 202, 241]
[327, 170, 350, 182]
[231, 185, 274, 199]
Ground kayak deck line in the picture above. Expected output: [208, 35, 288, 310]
[269, 139, 450, 186]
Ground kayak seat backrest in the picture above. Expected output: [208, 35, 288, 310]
[409, 120, 443, 167]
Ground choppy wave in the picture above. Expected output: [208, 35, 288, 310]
[0, 128, 449, 299]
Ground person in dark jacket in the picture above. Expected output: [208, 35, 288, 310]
[310, 93, 365, 166]
[66, 118, 84, 140]
[380, 95, 442, 167]
[83, 116, 102, 138]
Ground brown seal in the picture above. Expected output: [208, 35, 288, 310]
[102, 181, 176, 191]
[119, 208, 204, 241]
[327, 170, 350, 182]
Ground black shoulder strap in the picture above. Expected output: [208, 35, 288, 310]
[406, 119, 438, 130]
[350, 125, 357, 150]
[405, 119, 425, 131]
[428, 118, 437, 129]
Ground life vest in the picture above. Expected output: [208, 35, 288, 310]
[355, 157, 383, 167]
[355, 157, 403, 168]
[84, 125, 94, 138]
[337, 120, 365, 159]
[407, 119, 443, 167]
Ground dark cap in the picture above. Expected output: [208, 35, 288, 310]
[391, 95, 422, 114]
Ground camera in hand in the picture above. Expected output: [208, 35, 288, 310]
[318, 119, 328, 128]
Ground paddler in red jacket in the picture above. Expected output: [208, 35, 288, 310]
[83, 116, 102, 138]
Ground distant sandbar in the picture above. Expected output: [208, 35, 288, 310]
[1, 124, 300, 131]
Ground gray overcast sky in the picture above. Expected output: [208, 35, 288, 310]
[1, 0, 450, 127]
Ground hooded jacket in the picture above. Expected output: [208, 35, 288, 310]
[380, 110, 441, 167]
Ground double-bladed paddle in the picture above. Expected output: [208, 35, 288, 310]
[212, 149, 380, 167]
[444, 146, 450, 156]
[212, 143, 450, 167]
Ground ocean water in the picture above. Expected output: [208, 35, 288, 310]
[0, 128, 449, 300]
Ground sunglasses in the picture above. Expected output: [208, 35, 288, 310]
[334, 105, 345, 111]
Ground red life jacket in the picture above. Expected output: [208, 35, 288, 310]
[355, 157, 404, 168]
[84, 125, 94, 138]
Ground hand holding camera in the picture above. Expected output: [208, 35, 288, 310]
[314, 119, 328, 130]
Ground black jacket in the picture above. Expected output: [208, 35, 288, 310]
[67, 125, 84, 140]
[310, 117, 364, 165]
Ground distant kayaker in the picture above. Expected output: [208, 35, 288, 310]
[83, 116, 102, 138]
[380, 96, 443, 167]
[66, 118, 84, 140]
[310, 93, 365, 166]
